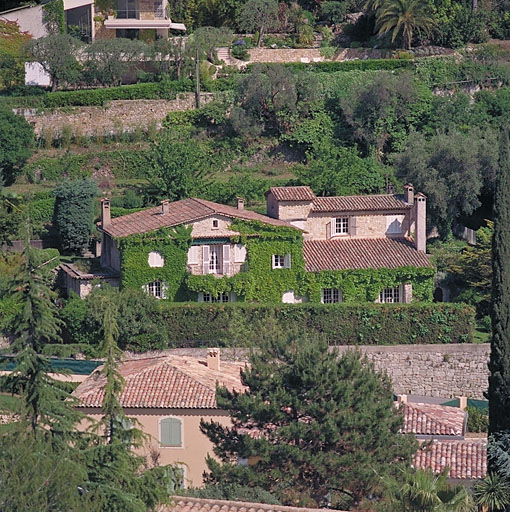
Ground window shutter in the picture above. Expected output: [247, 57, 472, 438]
[326, 221, 331, 239]
[349, 216, 357, 236]
[271, 255, 276, 270]
[187, 246, 199, 265]
[160, 418, 182, 446]
[161, 282, 169, 299]
[284, 254, 291, 269]
[223, 245, 230, 275]
[234, 244, 246, 263]
[321, 288, 324, 304]
[202, 245, 210, 274]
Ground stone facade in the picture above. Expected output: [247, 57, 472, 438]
[18, 93, 215, 138]
[164, 344, 490, 400]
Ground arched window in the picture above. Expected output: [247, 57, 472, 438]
[148, 251, 165, 268]
[160, 417, 182, 447]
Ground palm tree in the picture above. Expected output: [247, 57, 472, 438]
[375, 0, 436, 50]
[390, 467, 474, 512]
[473, 472, 510, 512]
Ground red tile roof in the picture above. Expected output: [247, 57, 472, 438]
[312, 194, 410, 213]
[164, 497, 343, 512]
[73, 355, 246, 409]
[268, 186, 316, 202]
[100, 198, 296, 238]
[414, 440, 487, 480]
[303, 238, 431, 271]
[60, 263, 120, 281]
[399, 402, 466, 437]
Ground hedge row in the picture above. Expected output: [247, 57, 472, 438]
[156, 302, 475, 346]
[1, 79, 193, 109]
[267, 59, 415, 73]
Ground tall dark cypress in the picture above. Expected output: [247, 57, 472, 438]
[489, 127, 510, 438]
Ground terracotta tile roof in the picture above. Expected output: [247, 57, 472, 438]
[399, 402, 466, 437]
[303, 238, 431, 271]
[312, 194, 410, 213]
[73, 355, 246, 409]
[267, 186, 316, 202]
[164, 497, 344, 512]
[414, 440, 487, 480]
[59, 263, 120, 281]
[100, 198, 296, 238]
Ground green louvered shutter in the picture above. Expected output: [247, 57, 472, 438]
[160, 418, 182, 446]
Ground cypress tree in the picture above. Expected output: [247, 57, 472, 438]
[489, 127, 510, 438]
[201, 333, 417, 509]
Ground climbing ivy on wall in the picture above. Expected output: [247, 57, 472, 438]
[42, 0, 66, 34]
[116, 225, 192, 301]
[186, 220, 435, 303]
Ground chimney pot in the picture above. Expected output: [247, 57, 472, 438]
[101, 198, 111, 228]
[161, 200, 170, 215]
[397, 394, 408, 404]
[207, 348, 220, 371]
[458, 396, 468, 410]
[237, 197, 245, 211]
[415, 192, 427, 253]
[404, 184, 414, 205]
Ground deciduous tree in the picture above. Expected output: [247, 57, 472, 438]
[201, 334, 417, 509]
[237, 0, 279, 46]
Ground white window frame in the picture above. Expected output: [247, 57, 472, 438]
[272, 254, 291, 269]
[159, 416, 184, 448]
[378, 286, 401, 303]
[202, 291, 231, 303]
[148, 280, 163, 299]
[209, 245, 221, 274]
[321, 288, 342, 304]
[333, 217, 349, 236]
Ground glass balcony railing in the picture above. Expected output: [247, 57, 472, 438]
[116, 8, 166, 19]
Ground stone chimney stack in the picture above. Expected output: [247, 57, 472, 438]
[404, 184, 414, 205]
[207, 348, 220, 371]
[397, 394, 408, 405]
[237, 197, 245, 210]
[101, 198, 111, 228]
[458, 396, 468, 410]
[415, 192, 427, 253]
[161, 199, 170, 215]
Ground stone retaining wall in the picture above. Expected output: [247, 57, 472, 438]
[161, 343, 490, 399]
[18, 92, 215, 137]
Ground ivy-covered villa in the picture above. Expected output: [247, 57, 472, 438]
[61, 185, 434, 303]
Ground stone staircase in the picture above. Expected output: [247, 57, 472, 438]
[216, 47, 232, 66]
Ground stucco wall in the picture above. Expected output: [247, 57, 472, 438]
[18, 93, 215, 137]
[162, 344, 490, 400]
[1, 5, 47, 39]
[80, 407, 231, 487]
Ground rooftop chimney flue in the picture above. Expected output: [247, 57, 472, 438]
[207, 348, 220, 371]
[237, 197, 245, 210]
[161, 199, 170, 215]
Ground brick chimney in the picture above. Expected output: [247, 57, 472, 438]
[415, 192, 427, 253]
[101, 198, 111, 228]
[207, 348, 220, 371]
[161, 199, 170, 215]
[403, 184, 414, 205]
[237, 197, 245, 210]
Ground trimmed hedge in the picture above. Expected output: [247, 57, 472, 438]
[1, 79, 193, 109]
[155, 302, 475, 347]
[251, 59, 415, 74]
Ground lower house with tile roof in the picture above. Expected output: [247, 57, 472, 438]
[62, 184, 434, 303]
[73, 349, 246, 487]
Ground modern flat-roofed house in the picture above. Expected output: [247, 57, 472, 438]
[73, 349, 245, 487]
[63, 185, 434, 302]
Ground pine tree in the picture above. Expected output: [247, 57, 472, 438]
[489, 128, 510, 439]
[201, 334, 417, 509]
[3, 225, 80, 436]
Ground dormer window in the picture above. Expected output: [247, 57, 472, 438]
[333, 217, 349, 235]
[212, 219, 219, 229]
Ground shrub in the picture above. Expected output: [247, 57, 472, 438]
[467, 406, 488, 433]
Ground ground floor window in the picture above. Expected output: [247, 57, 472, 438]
[321, 288, 342, 304]
[203, 292, 230, 303]
[147, 280, 163, 299]
[378, 286, 401, 303]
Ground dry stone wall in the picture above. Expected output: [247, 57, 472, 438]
[19, 93, 214, 137]
[161, 343, 490, 399]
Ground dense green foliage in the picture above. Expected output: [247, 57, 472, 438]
[53, 178, 98, 253]
[489, 128, 510, 439]
[201, 334, 418, 509]
[0, 108, 34, 185]
[61, 298, 475, 350]
[466, 406, 489, 433]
